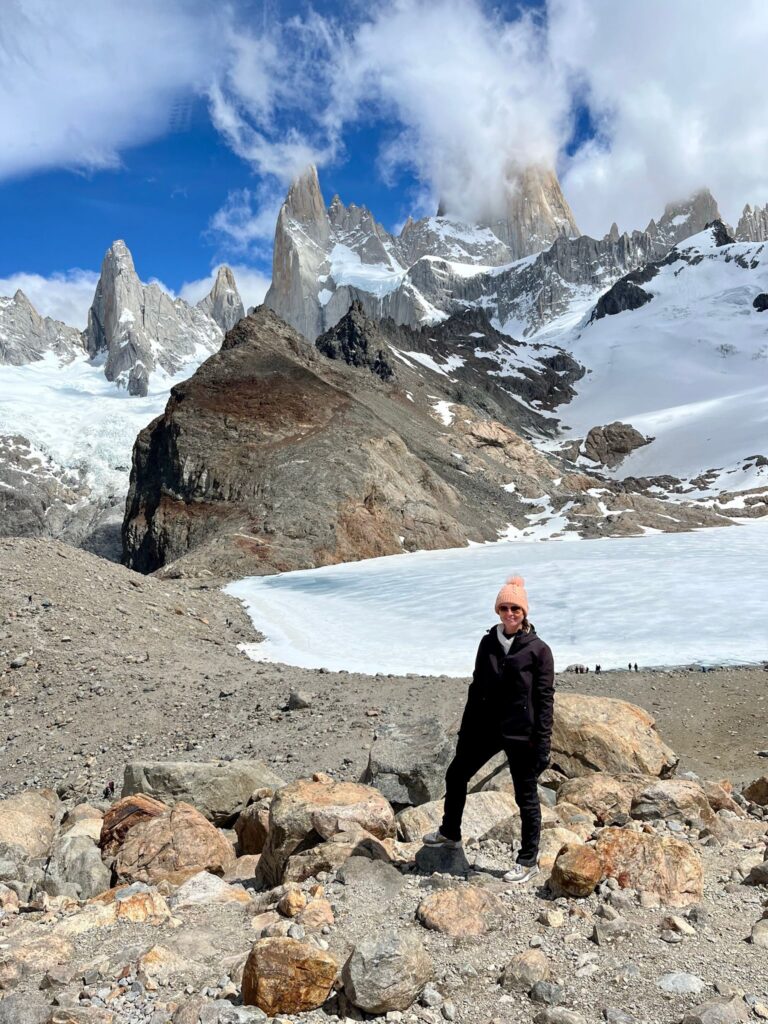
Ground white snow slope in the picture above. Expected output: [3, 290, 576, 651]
[227, 520, 768, 675]
[0, 347, 211, 496]
[552, 230, 768, 481]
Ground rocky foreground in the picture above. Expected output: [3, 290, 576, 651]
[1, 538, 768, 1024]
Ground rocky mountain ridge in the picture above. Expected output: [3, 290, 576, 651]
[264, 169, 763, 345]
[1, 242, 245, 395]
[121, 305, 731, 581]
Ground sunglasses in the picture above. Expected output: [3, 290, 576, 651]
[498, 604, 523, 613]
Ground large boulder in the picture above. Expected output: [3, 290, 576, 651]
[744, 777, 768, 806]
[551, 694, 678, 778]
[362, 719, 455, 806]
[241, 937, 337, 1015]
[43, 835, 111, 900]
[396, 791, 518, 843]
[122, 760, 285, 825]
[630, 779, 716, 825]
[416, 885, 504, 937]
[0, 789, 60, 859]
[594, 827, 703, 906]
[234, 792, 273, 854]
[99, 793, 167, 858]
[113, 802, 235, 884]
[282, 829, 391, 883]
[255, 778, 394, 887]
[342, 929, 433, 1013]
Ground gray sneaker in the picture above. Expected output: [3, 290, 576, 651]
[503, 862, 539, 884]
[422, 829, 462, 848]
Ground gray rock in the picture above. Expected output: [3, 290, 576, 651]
[500, 949, 550, 991]
[414, 845, 472, 877]
[122, 759, 285, 825]
[680, 995, 749, 1024]
[656, 971, 706, 995]
[362, 718, 456, 806]
[287, 690, 314, 710]
[196, 266, 245, 333]
[582, 422, 652, 469]
[736, 203, 768, 243]
[604, 1011, 637, 1024]
[342, 928, 433, 1013]
[42, 833, 111, 900]
[336, 856, 406, 901]
[533, 1010, 587, 1024]
[530, 981, 564, 1005]
[749, 918, 768, 947]
[0, 992, 52, 1024]
[592, 918, 638, 946]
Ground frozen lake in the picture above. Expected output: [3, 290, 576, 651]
[226, 522, 768, 676]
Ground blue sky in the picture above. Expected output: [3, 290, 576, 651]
[1, 1, 767, 325]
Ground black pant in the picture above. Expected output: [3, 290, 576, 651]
[440, 730, 541, 865]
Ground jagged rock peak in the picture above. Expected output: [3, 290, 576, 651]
[705, 220, 735, 247]
[0, 289, 84, 366]
[645, 189, 722, 250]
[315, 300, 395, 381]
[478, 164, 581, 260]
[85, 239, 222, 396]
[736, 202, 768, 242]
[197, 265, 245, 333]
[283, 164, 330, 243]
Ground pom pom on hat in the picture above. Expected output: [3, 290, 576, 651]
[494, 575, 529, 615]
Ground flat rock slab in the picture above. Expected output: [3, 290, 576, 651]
[397, 790, 518, 843]
[337, 856, 406, 900]
[122, 760, 286, 825]
[414, 845, 473, 877]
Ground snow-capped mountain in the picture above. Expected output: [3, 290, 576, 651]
[0, 242, 245, 553]
[550, 225, 768, 494]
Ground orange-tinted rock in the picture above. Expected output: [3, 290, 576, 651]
[99, 793, 168, 858]
[241, 937, 338, 1015]
[298, 898, 335, 931]
[416, 886, 504, 937]
[594, 826, 703, 906]
[551, 694, 678, 778]
[256, 779, 394, 887]
[557, 774, 643, 823]
[548, 843, 603, 898]
[744, 777, 768, 806]
[114, 802, 235, 884]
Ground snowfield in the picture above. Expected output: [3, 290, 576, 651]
[227, 520, 768, 675]
[552, 231, 768, 480]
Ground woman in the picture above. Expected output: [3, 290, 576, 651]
[424, 575, 555, 883]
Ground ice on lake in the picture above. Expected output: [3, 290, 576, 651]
[226, 522, 768, 676]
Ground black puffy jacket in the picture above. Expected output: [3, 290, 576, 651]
[460, 625, 555, 749]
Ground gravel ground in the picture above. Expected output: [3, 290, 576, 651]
[1, 538, 768, 1024]
[1, 537, 767, 801]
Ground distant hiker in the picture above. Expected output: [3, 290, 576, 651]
[423, 575, 554, 884]
[628, 662, 632, 671]
[595, 664, 601, 674]
[634, 663, 638, 672]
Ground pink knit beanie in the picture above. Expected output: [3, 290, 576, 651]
[494, 575, 529, 615]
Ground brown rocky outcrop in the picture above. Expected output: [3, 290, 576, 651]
[241, 937, 338, 1015]
[122, 307, 504, 578]
[113, 801, 235, 884]
[551, 694, 678, 778]
[582, 422, 653, 468]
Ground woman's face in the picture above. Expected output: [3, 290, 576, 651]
[498, 603, 525, 634]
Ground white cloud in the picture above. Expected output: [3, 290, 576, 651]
[0, 0, 228, 181]
[209, 0, 768, 244]
[0, 270, 98, 329]
[209, 186, 284, 251]
[179, 265, 271, 312]
[549, 0, 768, 235]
